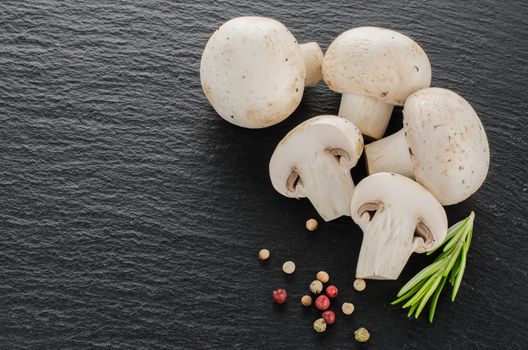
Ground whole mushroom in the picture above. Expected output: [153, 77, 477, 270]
[351, 172, 447, 280]
[200, 17, 324, 128]
[364, 87, 490, 205]
[269, 115, 363, 221]
[322, 27, 431, 139]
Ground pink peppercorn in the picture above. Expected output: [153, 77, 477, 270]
[322, 310, 336, 325]
[315, 295, 330, 311]
[272, 289, 287, 304]
[326, 285, 338, 298]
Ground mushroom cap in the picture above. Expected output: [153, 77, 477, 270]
[403, 87, 490, 205]
[200, 17, 305, 128]
[269, 115, 363, 198]
[350, 172, 447, 252]
[322, 27, 431, 106]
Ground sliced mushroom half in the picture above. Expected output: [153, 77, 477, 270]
[350, 172, 448, 280]
[270, 115, 364, 221]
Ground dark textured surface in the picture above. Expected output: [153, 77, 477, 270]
[1, 0, 527, 349]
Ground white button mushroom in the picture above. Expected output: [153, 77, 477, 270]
[200, 17, 324, 129]
[364, 87, 490, 205]
[322, 27, 431, 139]
[269, 115, 364, 221]
[350, 172, 447, 280]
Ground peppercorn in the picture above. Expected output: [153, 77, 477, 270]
[341, 302, 355, 315]
[272, 289, 287, 304]
[316, 271, 329, 283]
[258, 249, 270, 261]
[282, 261, 296, 274]
[326, 285, 338, 298]
[322, 310, 336, 325]
[354, 327, 370, 343]
[301, 295, 312, 307]
[306, 218, 318, 231]
[309, 280, 323, 294]
[313, 318, 327, 333]
[315, 295, 330, 311]
[353, 278, 366, 292]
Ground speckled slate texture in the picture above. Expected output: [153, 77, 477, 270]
[1, 0, 527, 349]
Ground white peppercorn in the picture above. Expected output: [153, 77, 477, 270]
[310, 280, 323, 294]
[282, 261, 296, 274]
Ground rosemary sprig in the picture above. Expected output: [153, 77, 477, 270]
[392, 212, 475, 323]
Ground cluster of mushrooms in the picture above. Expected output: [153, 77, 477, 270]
[201, 17, 490, 280]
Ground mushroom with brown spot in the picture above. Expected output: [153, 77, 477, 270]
[200, 17, 324, 128]
[322, 27, 431, 139]
[350, 172, 447, 280]
[364, 87, 490, 205]
[269, 115, 364, 221]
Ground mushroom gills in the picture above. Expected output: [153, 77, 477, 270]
[291, 149, 355, 222]
[351, 172, 447, 280]
[358, 202, 382, 221]
[413, 222, 434, 253]
[339, 93, 394, 140]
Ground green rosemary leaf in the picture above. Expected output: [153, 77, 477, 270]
[397, 258, 447, 297]
[448, 259, 459, 286]
[392, 279, 426, 305]
[451, 225, 471, 282]
[449, 250, 464, 285]
[437, 248, 454, 262]
[408, 300, 419, 317]
[452, 224, 473, 301]
[443, 227, 470, 277]
[428, 275, 448, 323]
[446, 218, 466, 238]
[451, 252, 467, 301]
[403, 272, 441, 308]
[415, 273, 443, 318]
[441, 224, 467, 253]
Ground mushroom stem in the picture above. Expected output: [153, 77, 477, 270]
[364, 129, 414, 178]
[297, 151, 354, 221]
[356, 209, 415, 280]
[300, 42, 323, 87]
[338, 93, 393, 139]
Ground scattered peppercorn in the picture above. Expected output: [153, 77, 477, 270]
[313, 318, 327, 333]
[315, 295, 330, 311]
[272, 289, 287, 304]
[341, 302, 355, 315]
[353, 278, 366, 292]
[282, 261, 296, 274]
[301, 295, 312, 307]
[354, 327, 370, 343]
[258, 249, 270, 261]
[316, 271, 329, 283]
[326, 285, 338, 298]
[306, 218, 318, 231]
[322, 310, 336, 325]
[309, 280, 324, 294]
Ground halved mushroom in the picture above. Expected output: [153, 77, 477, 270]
[200, 17, 324, 128]
[322, 27, 431, 139]
[364, 87, 490, 205]
[351, 173, 447, 280]
[269, 115, 364, 221]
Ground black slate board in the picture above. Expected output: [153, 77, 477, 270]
[1, 1, 527, 349]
